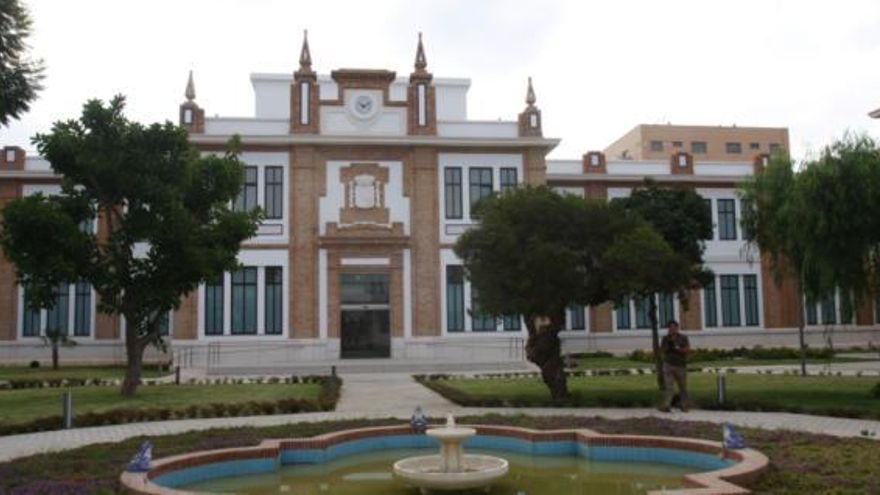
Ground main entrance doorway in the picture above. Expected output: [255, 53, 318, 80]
[340, 273, 390, 358]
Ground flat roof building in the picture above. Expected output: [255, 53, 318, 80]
[603, 124, 789, 162]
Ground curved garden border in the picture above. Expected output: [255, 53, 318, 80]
[119, 424, 768, 495]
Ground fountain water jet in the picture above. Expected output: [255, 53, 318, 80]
[393, 414, 509, 491]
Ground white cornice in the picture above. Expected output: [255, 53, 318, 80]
[0, 171, 59, 180]
[189, 134, 560, 150]
[546, 174, 746, 184]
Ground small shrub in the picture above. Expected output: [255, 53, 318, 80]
[871, 382, 880, 399]
[29, 360, 40, 368]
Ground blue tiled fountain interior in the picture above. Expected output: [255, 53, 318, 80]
[153, 434, 735, 488]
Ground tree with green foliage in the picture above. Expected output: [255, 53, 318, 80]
[454, 186, 671, 400]
[0, 96, 260, 396]
[0, 0, 44, 126]
[611, 181, 713, 388]
[741, 134, 880, 375]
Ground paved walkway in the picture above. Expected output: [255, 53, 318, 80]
[0, 372, 878, 463]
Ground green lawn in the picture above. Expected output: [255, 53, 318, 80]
[420, 374, 880, 419]
[0, 383, 323, 428]
[1, 415, 877, 494]
[572, 356, 874, 370]
[0, 365, 168, 382]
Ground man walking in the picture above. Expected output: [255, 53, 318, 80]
[658, 319, 690, 412]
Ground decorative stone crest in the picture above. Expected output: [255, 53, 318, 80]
[339, 163, 390, 227]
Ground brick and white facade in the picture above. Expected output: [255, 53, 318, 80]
[2, 35, 879, 368]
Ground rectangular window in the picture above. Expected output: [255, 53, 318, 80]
[499, 168, 518, 194]
[265, 267, 283, 335]
[650, 140, 664, 152]
[743, 275, 759, 326]
[805, 296, 818, 325]
[717, 199, 737, 240]
[704, 278, 718, 327]
[635, 296, 651, 329]
[769, 143, 781, 154]
[725, 142, 742, 154]
[468, 167, 493, 212]
[231, 267, 258, 334]
[703, 198, 714, 240]
[470, 287, 495, 331]
[568, 305, 586, 330]
[840, 293, 853, 324]
[503, 314, 521, 331]
[45, 283, 69, 335]
[233, 166, 258, 213]
[444, 167, 463, 220]
[672, 141, 683, 148]
[616, 298, 631, 330]
[73, 282, 91, 337]
[720, 275, 741, 326]
[749, 142, 760, 150]
[264, 166, 284, 220]
[300, 82, 310, 125]
[820, 295, 836, 325]
[691, 141, 707, 154]
[658, 293, 674, 326]
[22, 284, 41, 337]
[205, 274, 224, 335]
[158, 312, 170, 336]
[446, 266, 465, 332]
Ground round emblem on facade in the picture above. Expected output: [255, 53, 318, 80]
[351, 94, 378, 120]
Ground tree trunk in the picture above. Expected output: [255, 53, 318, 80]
[121, 332, 146, 397]
[648, 296, 664, 391]
[525, 314, 569, 401]
[795, 277, 807, 377]
[51, 343, 59, 370]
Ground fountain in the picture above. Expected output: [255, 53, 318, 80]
[393, 414, 509, 491]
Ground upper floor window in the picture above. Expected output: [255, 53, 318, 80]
[650, 140, 664, 152]
[717, 198, 737, 240]
[233, 166, 258, 213]
[672, 141, 683, 148]
[469, 168, 493, 210]
[749, 142, 760, 150]
[769, 143, 782, 154]
[725, 142, 742, 154]
[500, 168, 518, 194]
[691, 141, 707, 154]
[264, 167, 284, 220]
[444, 167, 463, 220]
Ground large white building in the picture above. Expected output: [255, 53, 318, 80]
[2, 34, 878, 370]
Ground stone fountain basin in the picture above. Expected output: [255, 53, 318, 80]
[425, 426, 476, 441]
[393, 454, 509, 491]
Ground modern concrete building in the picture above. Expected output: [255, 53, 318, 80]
[1, 34, 878, 370]
[603, 124, 789, 162]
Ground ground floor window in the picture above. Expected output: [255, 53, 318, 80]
[203, 266, 285, 336]
[470, 287, 496, 332]
[446, 265, 465, 332]
[21, 282, 93, 337]
[444, 263, 524, 333]
[616, 294, 676, 330]
[567, 305, 586, 331]
[805, 291, 854, 326]
[702, 274, 761, 328]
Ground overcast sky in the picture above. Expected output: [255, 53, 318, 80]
[3, 0, 880, 161]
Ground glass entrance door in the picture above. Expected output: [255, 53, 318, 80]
[340, 273, 391, 359]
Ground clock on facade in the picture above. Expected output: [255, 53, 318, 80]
[350, 94, 378, 120]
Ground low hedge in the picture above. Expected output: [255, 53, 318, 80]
[628, 345, 836, 363]
[0, 373, 329, 390]
[0, 375, 342, 436]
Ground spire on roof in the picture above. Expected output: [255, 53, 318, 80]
[525, 77, 536, 107]
[414, 32, 427, 72]
[299, 30, 312, 71]
[185, 70, 196, 102]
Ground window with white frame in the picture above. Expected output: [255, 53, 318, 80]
[446, 265, 465, 332]
[234, 167, 258, 213]
[21, 281, 94, 337]
[444, 168, 463, 220]
[500, 168, 518, 194]
[203, 266, 285, 336]
[468, 168, 493, 211]
[567, 305, 586, 331]
[717, 199, 737, 240]
[264, 167, 284, 219]
[444, 263, 523, 333]
[805, 291, 854, 326]
[615, 293, 676, 330]
[702, 274, 760, 328]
